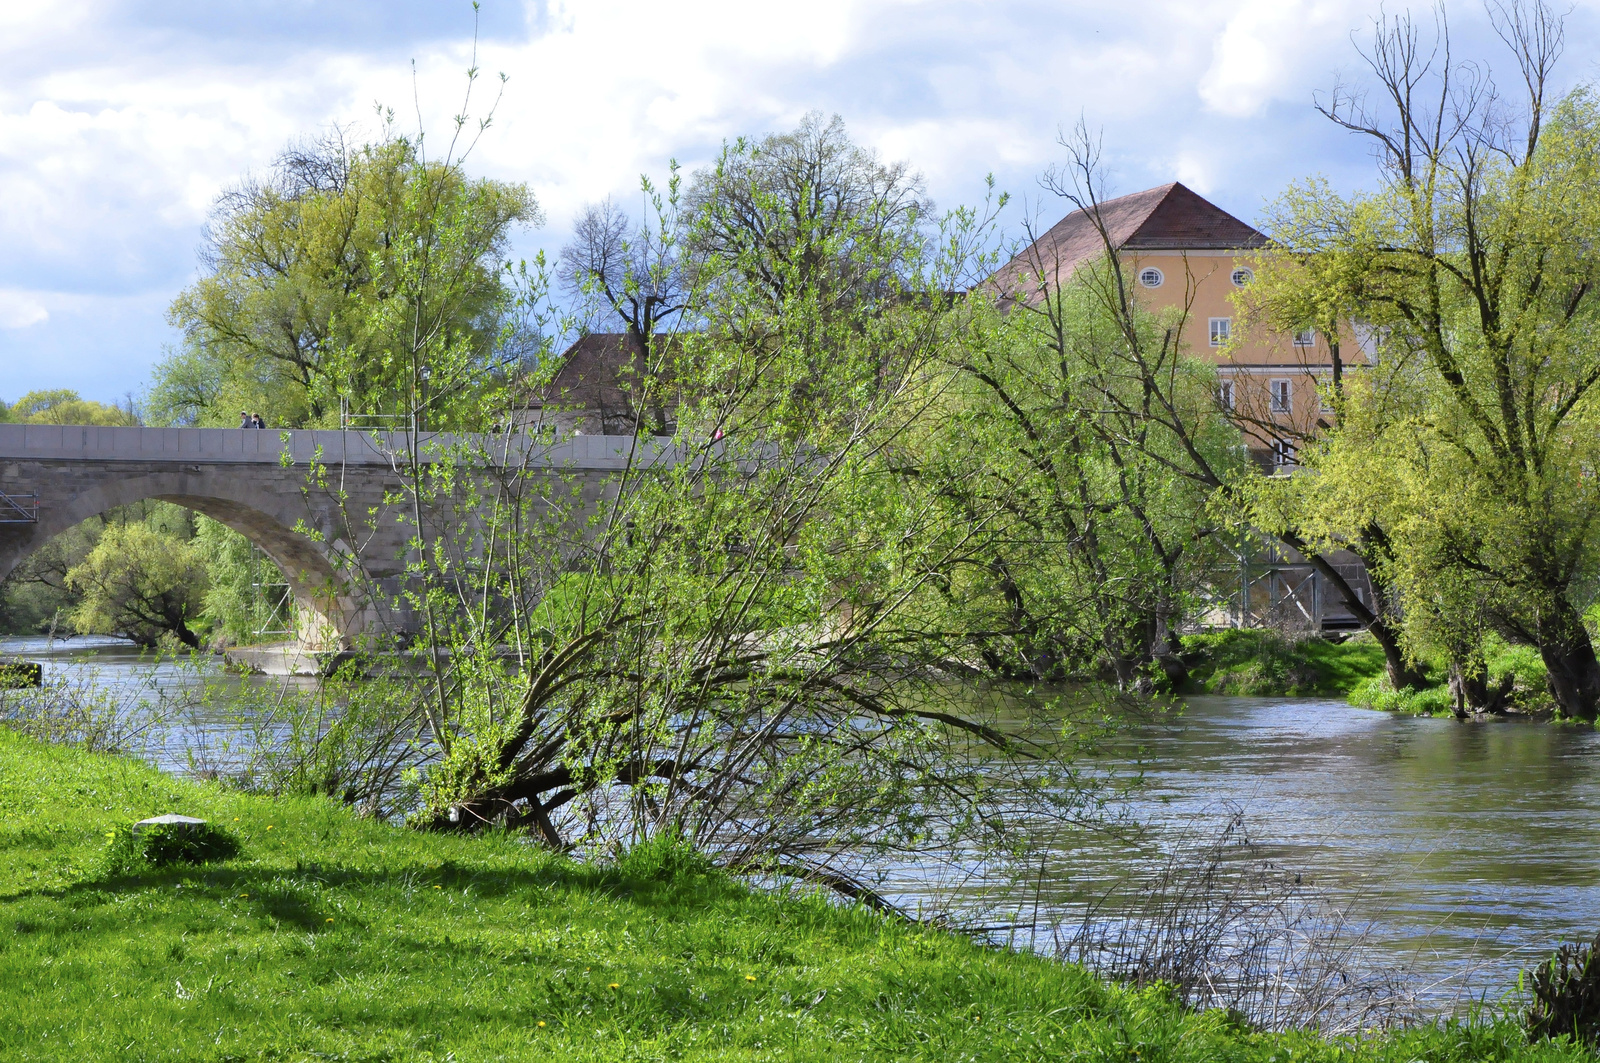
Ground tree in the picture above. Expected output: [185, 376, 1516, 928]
[940, 254, 1240, 689]
[65, 521, 208, 649]
[560, 183, 687, 435]
[165, 125, 540, 428]
[315, 126, 1112, 909]
[1, 389, 138, 426]
[1253, 2, 1600, 718]
[685, 112, 933, 319]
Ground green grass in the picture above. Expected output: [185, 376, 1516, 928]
[1181, 630, 1387, 696]
[1348, 639, 1560, 717]
[1, 727, 1592, 1061]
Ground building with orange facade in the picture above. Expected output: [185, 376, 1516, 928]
[991, 181, 1365, 471]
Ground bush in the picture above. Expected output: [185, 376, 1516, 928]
[101, 820, 241, 876]
[1348, 675, 1455, 715]
[611, 831, 716, 884]
[1527, 931, 1600, 1045]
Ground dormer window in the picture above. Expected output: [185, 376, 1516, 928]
[1139, 267, 1164, 288]
[1231, 267, 1254, 287]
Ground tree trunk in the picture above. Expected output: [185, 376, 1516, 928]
[1370, 618, 1427, 692]
[1536, 600, 1600, 721]
[1274, 529, 1426, 690]
[1447, 652, 1513, 717]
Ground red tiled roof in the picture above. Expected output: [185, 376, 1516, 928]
[990, 182, 1266, 301]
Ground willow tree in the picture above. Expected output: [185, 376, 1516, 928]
[161, 125, 539, 429]
[1254, 3, 1600, 718]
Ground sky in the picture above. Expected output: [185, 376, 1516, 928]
[2, 0, 1597, 405]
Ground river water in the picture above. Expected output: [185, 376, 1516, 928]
[5, 633, 1598, 1006]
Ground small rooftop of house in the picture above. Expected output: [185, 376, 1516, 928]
[990, 182, 1267, 300]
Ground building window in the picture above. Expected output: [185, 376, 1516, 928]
[1272, 438, 1297, 469]
[1293, 328, 1316, 347]
[1231, 267, 1254, 287]
[1209, 317, 1231, 347]
[1139, 267, 1164, 288]
[1217, 381, 1234, 410]
[1270, 378, 1292, 414]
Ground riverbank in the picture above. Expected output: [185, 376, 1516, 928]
[1181, 629, 1387, 696]
[0, 728, 1591, 1061]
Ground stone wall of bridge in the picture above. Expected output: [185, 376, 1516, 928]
[0, 425, 659, 650]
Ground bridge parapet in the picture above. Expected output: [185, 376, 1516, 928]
[0, 424, 678, 469]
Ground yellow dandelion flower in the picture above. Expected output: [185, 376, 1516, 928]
[609, 982, 619, 989]
[745, 975, 756, 982]
[265, 825, 273, 830]
[325, 918, 334, 924]
[537, 1021, 546, 1028]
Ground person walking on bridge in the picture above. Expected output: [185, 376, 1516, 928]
[251, 413, 265, 429]
[239, 411, 251, 428]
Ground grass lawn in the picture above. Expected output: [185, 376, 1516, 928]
[0, 726, 1590, 1061]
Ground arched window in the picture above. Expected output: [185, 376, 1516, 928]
[1138, 267, 1164, 288]
[1231, 267, 1254, 287]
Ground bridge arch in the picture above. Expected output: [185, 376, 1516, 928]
[0, 468, 368, 649]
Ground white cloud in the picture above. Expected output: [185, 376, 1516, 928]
[0, 0, 1472, 398]
[1198, 0, 1372, 118]
[0, 291, 48, 329]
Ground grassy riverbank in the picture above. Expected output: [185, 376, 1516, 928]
[1181, 630, 1387, 696]
[0, 728, 1591, 1062]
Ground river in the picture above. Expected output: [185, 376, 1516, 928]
[5, 632, 1598, 1010]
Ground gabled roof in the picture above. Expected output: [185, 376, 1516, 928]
[991, 182, 1267, 301]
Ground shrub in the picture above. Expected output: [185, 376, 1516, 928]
[1348, 675, 1454, 715]
[1526, 931, 1600, 1045]
[101, 820, 241, 876]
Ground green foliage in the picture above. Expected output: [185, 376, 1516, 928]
[1349, 675, 1457, 716]
[1526, 931, 1600, 1046]
[1252, 60, 1600, 718]
[0, 728, 1591, 1060]
[162, 129, 540, 428]
[64, 521, 208, 649]
[190, 516, 293, 646]
[1183, 631, 1386, 696]
[99, 820, 241, 876]
[1, 389, 138, 426]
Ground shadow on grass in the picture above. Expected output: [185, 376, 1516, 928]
[2, 850, 758, 937]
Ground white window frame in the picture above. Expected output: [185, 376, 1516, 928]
[1138, 267, 1164, 288]
[1293, 328, 1316, 347]
[1217, 380, 1234, 410]
[1269, 378, 1292, 414]
[1231, 267, 1254, 287]
[1209, 317, 1231, 347]
[1271, 438, 1297, 469]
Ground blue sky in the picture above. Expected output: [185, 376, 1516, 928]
[2, 0, 1596, 405]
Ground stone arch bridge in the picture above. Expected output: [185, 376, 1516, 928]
[0, 424, 644, 651]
